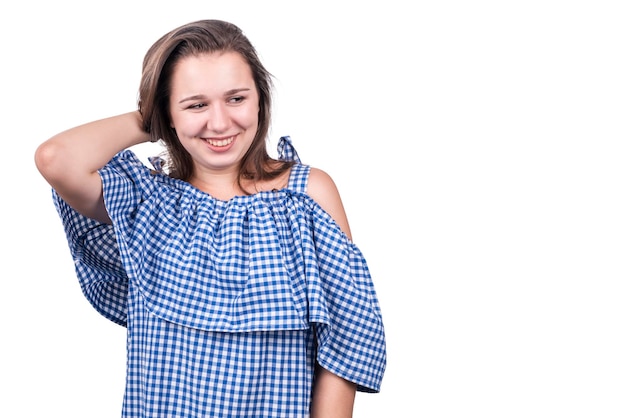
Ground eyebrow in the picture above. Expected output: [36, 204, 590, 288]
[178, 88, 252, 104]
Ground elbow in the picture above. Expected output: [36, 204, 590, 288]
[34, 140, 68, 184]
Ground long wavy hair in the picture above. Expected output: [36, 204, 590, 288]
[138, 19, 293, 187]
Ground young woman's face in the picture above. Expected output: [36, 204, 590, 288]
[169, 51, 259, 175]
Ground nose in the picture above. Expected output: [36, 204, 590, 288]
[206, 102, 230, 133]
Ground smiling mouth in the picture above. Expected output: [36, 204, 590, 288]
[204, 136, 234, 147]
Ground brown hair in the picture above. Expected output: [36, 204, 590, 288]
[138, 19, 293, 185]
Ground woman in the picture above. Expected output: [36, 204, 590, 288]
[35, 19, 385, 417]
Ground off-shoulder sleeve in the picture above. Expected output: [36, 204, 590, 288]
[278, 182, 387, 392]
[50, 150, 154, 326]
[304, 202, 386, 393]
[285, 160, 386, 393]
[52, 191, 128, 326]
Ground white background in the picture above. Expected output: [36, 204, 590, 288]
[2, 1, 625, 417]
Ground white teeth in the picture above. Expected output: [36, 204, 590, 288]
[206, 136, 234, 147]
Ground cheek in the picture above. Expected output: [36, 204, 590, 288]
[173, 114, 205, 135]
[235, 106, 260, 128]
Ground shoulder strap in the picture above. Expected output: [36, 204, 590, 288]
[288, 164, 310, 193]
[277, 136, 309, 193]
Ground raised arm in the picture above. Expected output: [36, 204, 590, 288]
[34, 111, 150, 223]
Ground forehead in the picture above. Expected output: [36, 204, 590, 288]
[170, 51, 254, 91]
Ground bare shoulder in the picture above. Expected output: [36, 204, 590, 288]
[306, 167, 338, 199]
[306, 167, 352, 239]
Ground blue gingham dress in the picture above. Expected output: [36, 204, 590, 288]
[52, 136, 386, 417]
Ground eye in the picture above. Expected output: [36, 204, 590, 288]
[188, 103, 207, 110]
[228, 96, 244, 104]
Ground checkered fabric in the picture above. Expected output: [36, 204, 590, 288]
[52, 136, 386, 417]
